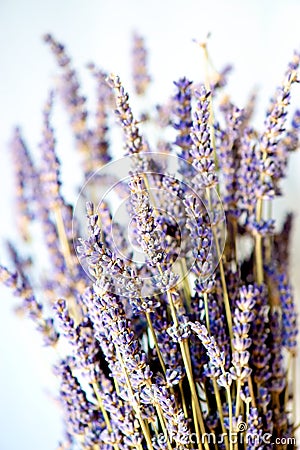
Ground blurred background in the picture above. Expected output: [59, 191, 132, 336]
[1, 0, 300, 448]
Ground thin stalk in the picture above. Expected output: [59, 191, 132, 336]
[265, 201, 273, 264]
[226, 386, 234, 450]
[179, 379, 189, 419]
[179, 259, 192, 311]
[247, 375, 257, 408]
[204, 295, 228, 450]
[255, 231, 264, 285]
[145, 311, 166, 374]
[113, 377, 120, 396]
[54, 206, 81, 324]
[151, 421, 159, 439]
[192, 399, 202, 450]
[203, 292, 210, 333]
[142, 173, 157, 214]
[293, 423, 300, 432]
[212, 378, 228, 445]
[159, 273, 205, 450]
[53, 206, 74, 271]
[92, 382, 113, 432]
[92, 382, 120, 450]
[179, 339, 206, 450]
[156, 405, 173, 450]
[215, 233, 233, 343]
[116, 348, 154, 450]
[284, 352, 292, 409]
[235, 379, 242, 418]
[292, 353, 296, 429]
[206, 188, 233, 343]
[245, 399, 251, 423]
[232, 218, 238, 268]
[254, 150, 265, 285]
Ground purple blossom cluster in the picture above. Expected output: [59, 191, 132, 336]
[1, 33, 299, 450]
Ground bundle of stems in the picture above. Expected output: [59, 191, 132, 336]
[0, 34, 299, 450]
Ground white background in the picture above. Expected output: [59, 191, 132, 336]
[1, 0, 300, 448]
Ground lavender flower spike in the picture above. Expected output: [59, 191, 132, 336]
[230, 285, 256, 385]
[190, 86, 218, 188]
[10, 127, 36, 241]
[172, 77, 193, 166]
[129, 174, 164, 267]
[132, 32, 151, 96]
[43, 34, 88, 145]
[190, 321, 232, 389]
[107, 74, 147, 155]
[39, 91, 62, 209]
[259, 51, 300, 195]
[278, 273, 298, 354]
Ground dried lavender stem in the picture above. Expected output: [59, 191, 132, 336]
[284, 352, 292, 410]
[145, 311, 166, 374]
[92, 383, 110, 426]
[226, 385, 234, 450]
[91, 382, 114, 436]
[134, 173, 203, 439]
[232, 218, 238, 267]
[179, 259, 192, 310]
[265, 201, 273, 264]
[292, 353, 296, 429]
[204, 292, 210, 332]
[217, 239, 233, 337]
[113, 378, 120, 396]
[115, 348, 154, 450]
[151, 421, 159, 439]
[142, 171, 194, 310]
[212, 377, 228, 444]
[156, 405, 173, 450]
[142, 173, 158, 214]
[207, 187, 233, 343]
[53, 206, 73, 270]
[157, 267, 203, 432]
[160, 272, 205, 450]
[180, 340, 206, 450]
[255, 196, 264, 285]
[179, 380, 189, 418]
[191, 399, 202, 450]
[203, 289, 228, 449]
[235, 379, 242, 418]
[247, 375, 257, 408]
[53, 208, 83, 324]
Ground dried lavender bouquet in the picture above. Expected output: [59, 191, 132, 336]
[0, 33, 299, 450]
